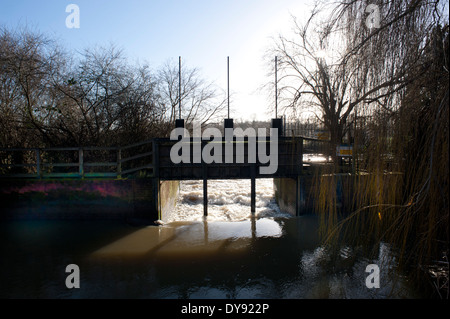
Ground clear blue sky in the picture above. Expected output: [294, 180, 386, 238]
[0, 0, 313, 121]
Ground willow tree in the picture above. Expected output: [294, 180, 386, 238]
[270, 1, 433, 165]
[293, 0, 449, 296]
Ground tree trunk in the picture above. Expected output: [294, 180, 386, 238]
[328, 120, 343, 172]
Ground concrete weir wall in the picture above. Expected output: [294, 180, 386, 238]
[158, 179, 180, 223]
[274, 174, 354, 216]
[274, 177, 314, 216]
[0, 179, 179, 221]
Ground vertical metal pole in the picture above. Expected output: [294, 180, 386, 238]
[227, 56, 230, 119]
[179, 56, 182, 120]
[202, 140, 208, 217]
[203, 177, 208, 217]
[251, 215, 256, 240]
[296, 137, 303, 216]
[299, 137, 303, 175]
[275, 56, 278, 119]
[251, 164, 256, 214]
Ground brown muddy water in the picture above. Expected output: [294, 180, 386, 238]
[0, 179, 424, 299]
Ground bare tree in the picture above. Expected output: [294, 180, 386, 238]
[269, 0, 442, 160]
[53, 45, 163, 146]
[298, 0, 449, 291]
[0, 26, 65, 147]
[156, 59, 227, 127]
[270, 12, 362, 154]
[1, 27, 227, 148]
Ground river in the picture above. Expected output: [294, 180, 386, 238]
[0, 179, 423, 298]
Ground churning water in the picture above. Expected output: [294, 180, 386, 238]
[171, 179, 290, 222]
[0, 179, 423, 298]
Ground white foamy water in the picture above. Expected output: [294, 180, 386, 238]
[303, 153, 329, 163]
[169, 178, 292, 222]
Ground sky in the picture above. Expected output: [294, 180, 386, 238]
[0, 0, 314, 121]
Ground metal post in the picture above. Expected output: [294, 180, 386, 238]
[227, 56, 230, 119]
[203, 177, 208, 217]
[251, 215, 256, 240]
[296, 137, 303, 216]
[202, 140, 208, 217]
[251, 164, 256, 214]
[179, 56, 182, 120]
[271, 118, 283, 137]
[175, 118, 185, 131]
[275, 56, 278, 119]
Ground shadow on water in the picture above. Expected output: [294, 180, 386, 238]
[0, 215, 423, 298]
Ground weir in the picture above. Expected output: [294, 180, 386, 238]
[154, 135, 302, 218]
[0, 120, 333, 222]
[0, 55, 336, 222]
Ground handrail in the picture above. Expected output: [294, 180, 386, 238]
[0, 140, 154, 179]
[0, 136, 333, 180]
[121, 139, 154, 150]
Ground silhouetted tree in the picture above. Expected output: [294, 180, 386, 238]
[156, 59, 227, 127]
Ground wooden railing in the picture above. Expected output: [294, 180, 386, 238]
[0, 140, 154, 179]
[1, 135, 338, 180]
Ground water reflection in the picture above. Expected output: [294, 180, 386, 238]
[0, 216, 422, 298]
[91, 218, 283, 259]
